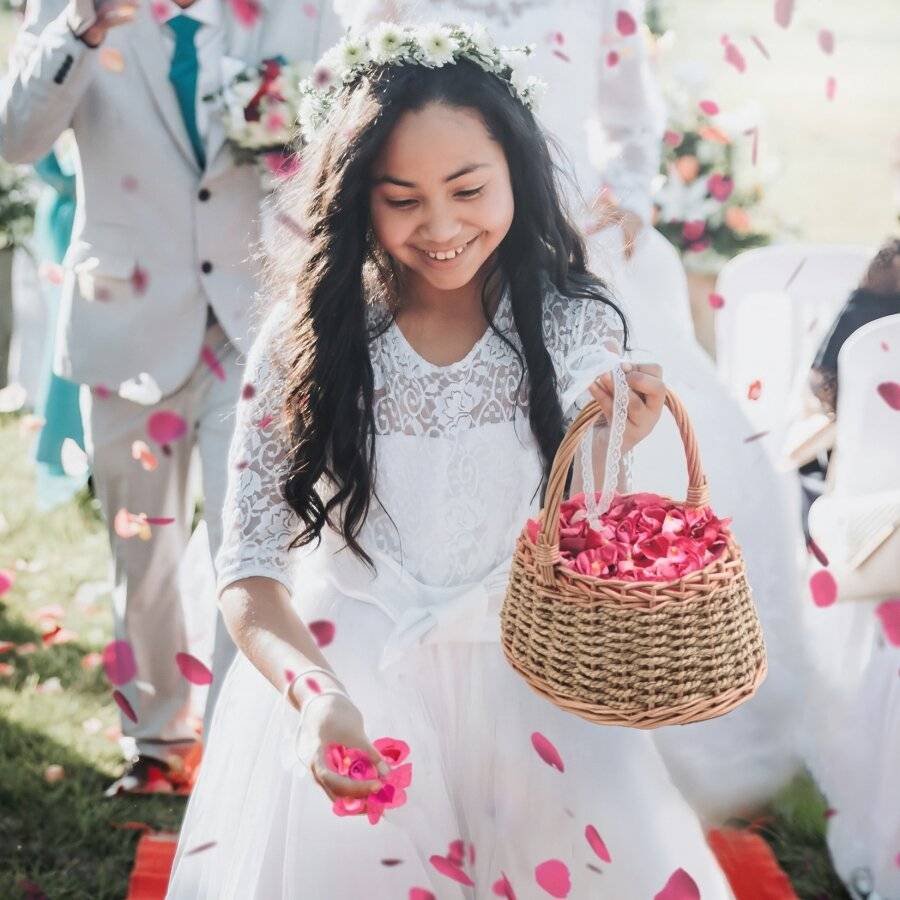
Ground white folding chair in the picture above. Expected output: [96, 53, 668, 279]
[714, 244, 872, 445]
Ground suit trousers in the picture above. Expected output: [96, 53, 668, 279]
[80, 321, 240, 759]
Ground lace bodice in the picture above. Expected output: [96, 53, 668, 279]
[215, 285, 626, 595]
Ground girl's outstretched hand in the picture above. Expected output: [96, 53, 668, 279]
[587, 362, 666, 451]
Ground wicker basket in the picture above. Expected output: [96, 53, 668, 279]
[500, 389, 767, 729]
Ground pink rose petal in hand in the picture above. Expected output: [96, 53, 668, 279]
[103, 640, 137, 686]
[876, 382, 900, 410]
[875, 599, 900, 646]
[585, 824, 612, 862]
[531, 731, 565, 772]
[534, 859, 571, 898]
[810, 570, 838, 607]
[655, 868, 701, 900]
[175, 652, 213, 685]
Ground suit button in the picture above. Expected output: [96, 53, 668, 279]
[201, 261, 213, 274]
[198, 188, 211, 202]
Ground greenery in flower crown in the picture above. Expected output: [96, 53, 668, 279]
[0, 160, 36, 251]
[296, 23, 547, 143]
[653, 104, 772, 271]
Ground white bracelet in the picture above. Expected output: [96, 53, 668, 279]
[292, 688, 352, 766]
[283, 667, 347, 710]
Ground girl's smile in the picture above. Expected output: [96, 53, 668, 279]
[416, 233, 482, 265]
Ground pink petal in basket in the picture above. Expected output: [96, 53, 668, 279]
[810, 570, 838, 608]
[585, 824, 612, 862]
[102, 640, 137, 687]
[654, 868, 700, 900]
[531, 732, 565, 772]
[875, 599, 900, 647]
[534, 859, 571, 898]
[175, 652, 213, 685]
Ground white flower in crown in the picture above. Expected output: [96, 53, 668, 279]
[417, 24, 459, 67]
[369, 22, 407, 63]
[500, 46, 534, 94]
[465, 22, 495, 58]
[336, 36, 370, 76]
[520, 75, 548, 111]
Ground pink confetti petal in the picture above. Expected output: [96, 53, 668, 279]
[531, 731, 565, 772]
[750, 35, 770, 59]
[826, 76, 837, 101]
[175, 652, 213, 686]
[606, 50, 620, 67]
[708, 292, 725, 310]
[147, 410, 187, 445]
[722, 36, 746, 73]
[145, 517, 175, 526]
[0, 569, 14, 597]
[302, 2, 317, 16]
[229, 0, 261, 27]
[308, 619, 336, 647]
[429, 855, 474, 887]
[655, 868, 701, 900]
[881, 341, 890, 352]
[258, 414, 274, 430]
[93, 384, 112, 399]
[492, 872, 517, 899]
[380, 858, 403, 866]
[534, 859, 571, 898]
[409, 891, 436, 900]
[185, 840, 217, 856]
[745, 125, 760, 165]
[774, 0, 794, 29]
[103, 640, 137, 686]
[818, 29, 835, 54]
[810, 569, 838, 607]
[112, 689, 138, 723]
[615, 9, 637, 36]
[121, 175, 139, 192]
[150, 0, 168, 22]
[131, 263, 149, 296]
[875, 599, 900, 647]
[876, 382, 900, 410]
[699, 99, 719, 116]
[241, 383, 256, 400]
[806, 536, 830, 567]
[552, 49, 571, 62]
[585, 824, 612, 862]
[306, 677, 321, 693]
[747, 379, 763, 400]
[201, 346, 226, 381]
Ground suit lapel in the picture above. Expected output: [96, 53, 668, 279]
[129, 4, 202, 173]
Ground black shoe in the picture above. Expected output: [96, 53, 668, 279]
[104, 754, 173, 798]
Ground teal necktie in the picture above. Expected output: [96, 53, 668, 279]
[166, 15, 206, 169]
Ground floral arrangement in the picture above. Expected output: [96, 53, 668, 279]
[652, 102, 772, 271]
[296, 23, 547, 144]
[526, 492, 731, 582]
[327, 737, 412, 825]
[0, 160, 36, 251]
[208, 55, 310, 176]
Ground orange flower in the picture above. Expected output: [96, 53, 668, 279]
[725, 206, 751, 234]
[673, 155, 700, 183]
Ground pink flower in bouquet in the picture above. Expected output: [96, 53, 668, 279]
[681, 220, 706, 242]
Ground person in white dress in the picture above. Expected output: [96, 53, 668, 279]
[338, 0, 806, 823]
[167, 24, 736, 899]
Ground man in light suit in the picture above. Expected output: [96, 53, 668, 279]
[0, 0, 341, 793]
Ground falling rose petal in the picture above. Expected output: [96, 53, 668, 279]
[826, 76, 837, 101]
[699, 99, 719, 116]
[875, 599, 900, 647]
[881, 341, 890, 352]
[806, 536, 830, 567]
[492, 872, 517, 899]
[0, 568, 14, 597]
[147, 410, 187, 444]
[308, 619, 335, 648]
[229, 0, 261, 27]
[103, 641, 137, 687]
[409, 891, 436, 900]
[185, 840, 217, 856]
[99, 47, 125, 72]
[131, 440, 159, 472]
[302, 2, 317, 15]
[744, 126, 760, 165]
[150, 0, 168, 21]
[380, 858, 403, 866]
[531, 731, 565, 772]
[131, 263, 149, 296]
[447, 840, 465, 866]
[306, 677, 321, 693]
[810, 569, 838, 607]
[585, 824, 612, 862]
[655, 868, 700, 900]
[774, 0, 794, 28]
[93, 384, 112, 399]
[175, 652, 213, 685]
[708, 292, 725, 310]
[824, 807, 837, 819]
[112, 689, 139, 723]
[876, 382, 900, 410]
[615, 9, 637, 36]
[818, 29, 835, 54]
[145, 517, 175, 526]
[258, 414, 274, 430]
[750, 35, 770, 59]
[429, 855, 475, 887]
[605, 50, 619, 67]
[201, 346, 226, 381]
[121, 175, 139, 192]
[722, 36, 746, 73]
[241, 382, 256, 400]
[552, 49, 571, 62]
[535, 859, 571, 898]
[275, 212, 309, 242]
[747, 379, 763, 401]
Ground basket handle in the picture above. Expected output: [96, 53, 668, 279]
[533, 388, 710, 583]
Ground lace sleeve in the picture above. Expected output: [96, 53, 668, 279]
[215, 304, 299, 597]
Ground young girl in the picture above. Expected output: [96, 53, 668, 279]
[168, 25, 735, 899]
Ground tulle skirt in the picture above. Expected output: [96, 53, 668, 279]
[167, 585, 735, 899]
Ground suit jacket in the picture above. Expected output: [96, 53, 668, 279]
[0, 0, 343, 397]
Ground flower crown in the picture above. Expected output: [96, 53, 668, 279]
[296, 23, 547, 143]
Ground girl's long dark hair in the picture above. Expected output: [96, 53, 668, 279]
[268, 59, 628, 571]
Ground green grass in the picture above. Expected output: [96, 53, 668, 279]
[0, 411, 849, 898]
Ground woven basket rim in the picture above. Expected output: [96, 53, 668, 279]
[518, 526, 743, 595]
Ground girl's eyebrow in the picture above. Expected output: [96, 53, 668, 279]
[373, 163, 490, 189]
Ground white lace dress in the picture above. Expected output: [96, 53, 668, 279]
[167, 287, 734, 899]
